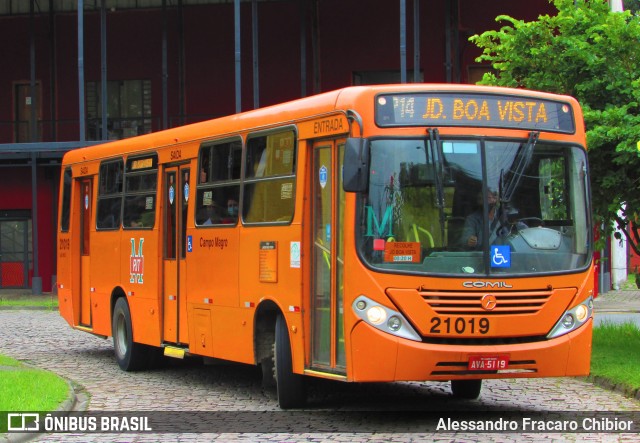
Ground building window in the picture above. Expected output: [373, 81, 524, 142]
[86, 80, 152, 141]
[0, 215, 32, 288]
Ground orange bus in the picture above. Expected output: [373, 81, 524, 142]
[57, 84, 593, 408]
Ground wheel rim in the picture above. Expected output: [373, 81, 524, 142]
[115, 313, 128, 358]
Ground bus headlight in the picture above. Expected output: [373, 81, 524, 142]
[387, 316, 402, 331]
[561, 313, 575, 329]
[547, 296, 593, 339]
[352, 295, 421, 342]
[575, 304, 589, 322]
[366, 306, 387, 325]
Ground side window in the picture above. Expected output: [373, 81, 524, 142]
[243, 129, 296, 223]
[539, 157, 568, 220]
[196, 139, 242, 226]
[60, 167, 72, 232]
[123, 155, 158, 229]
[96, 159, 123, 230]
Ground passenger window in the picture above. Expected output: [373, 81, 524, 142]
[96, 159, 123, 230]
[196, 139, 241, 226]
[243, 129, 296, 223]
[123, 155, 158, 229]
[60, 167, 72, 232]
[539, 157, 568, 220]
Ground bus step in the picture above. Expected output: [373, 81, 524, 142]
[163, 346, 187, 359]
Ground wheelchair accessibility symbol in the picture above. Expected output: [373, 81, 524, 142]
[491, 245, 511, 268]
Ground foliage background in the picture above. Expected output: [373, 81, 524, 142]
[470, 0, 640, 255]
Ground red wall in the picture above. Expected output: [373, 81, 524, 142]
[0, 1, 557, 141]
[0, 166, 58, 292]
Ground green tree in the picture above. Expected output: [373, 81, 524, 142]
[470, 0, 640, 254]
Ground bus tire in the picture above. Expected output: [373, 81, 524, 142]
[274, 313, 306, 409]
[112, 297, 148, 371]
[451, 379, 482, 399]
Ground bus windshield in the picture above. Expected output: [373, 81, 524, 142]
[356, 137, 591, 276]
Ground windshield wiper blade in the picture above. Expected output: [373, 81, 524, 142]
[427, 128, 447, 244]
[427, 128, 445, 208]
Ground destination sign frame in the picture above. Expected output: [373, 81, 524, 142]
[127, 155, 158, 172]
[375, 92, 575, 133]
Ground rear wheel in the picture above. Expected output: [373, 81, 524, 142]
[112, 297, 149, 371]
[451, 379, 482, 399]
[274, 313, 306, 409]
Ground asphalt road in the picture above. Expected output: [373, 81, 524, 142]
[1, 310, 639, 442]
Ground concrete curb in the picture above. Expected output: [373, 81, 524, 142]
[587, 375, 640, 402]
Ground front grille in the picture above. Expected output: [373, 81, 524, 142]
[421, 289, 552, 316]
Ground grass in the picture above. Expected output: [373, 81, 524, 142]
[0, 354, 69, 433]
[0, 294, 58, 310]
[0, 355, 21, 367]
[591, 321, 640, 394]
[618, 273, 640, 291]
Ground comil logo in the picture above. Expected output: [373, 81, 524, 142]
[130, 238, 145, 284]
[463, 281, 513, 289]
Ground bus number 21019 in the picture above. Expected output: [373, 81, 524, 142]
[429, 317, 490, 335]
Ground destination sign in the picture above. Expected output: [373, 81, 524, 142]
[375, 93, 575, 133]
[127, 155, 157, 172]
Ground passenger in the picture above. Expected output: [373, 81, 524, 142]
[202, 202, 222, 225]
[221, 198, 239, 224]
[129, 197, 155, 228]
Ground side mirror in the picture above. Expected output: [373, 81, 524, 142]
[343, 137, 369, 193]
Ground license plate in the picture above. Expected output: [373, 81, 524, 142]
[468, 355, 509, 371]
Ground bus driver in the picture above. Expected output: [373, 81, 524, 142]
[461, 189, 498, 249]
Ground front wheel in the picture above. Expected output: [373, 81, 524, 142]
[274, 313, 306, 409]
[451, 379, 482, 399]
[112, 297, 149, 371]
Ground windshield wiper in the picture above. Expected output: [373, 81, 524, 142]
[492, 131, 540, 245]
[500, 131, 539, 204]
[427, 128, 445, 208]
[427, 128, 446, 241]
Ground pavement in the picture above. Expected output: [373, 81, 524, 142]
[1, 287, 639, 442]
[594, 288, 640, 313]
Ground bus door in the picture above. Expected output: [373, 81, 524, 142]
[79, 178, 92, 326]
[311, 140, 346, 372]
[162, 166, 190, 345]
